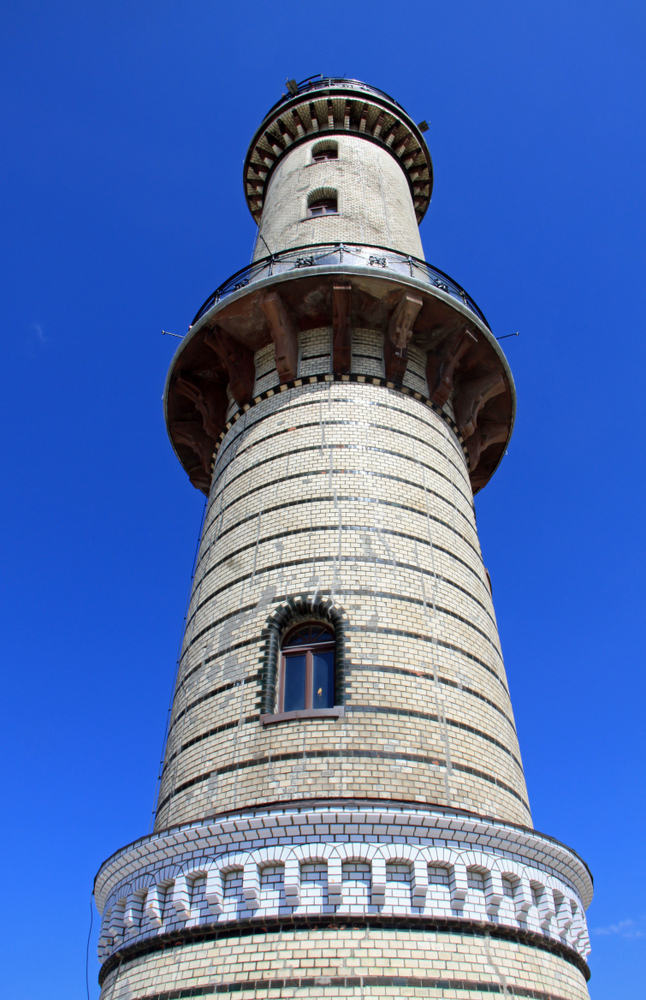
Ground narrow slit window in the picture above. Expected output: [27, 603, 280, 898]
[279, 623, 335, 711]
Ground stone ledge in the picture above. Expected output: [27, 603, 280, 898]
[261, 707, 345, 725]
[98, 915, 591, 988]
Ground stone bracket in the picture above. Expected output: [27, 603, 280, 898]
[175, 371, 226, 441]
[204, 326, 255, 406]
[454, 372, 505, 440]
[389, 293, 423, 351]
[205, 868, 224, 914]
[332, 285, 352, 374]
[173, 873, 192, 920]
[384, 292, 423, 383]
[144, 885, 163, 927]
[426, 329, 475, 407]
[260, 290, 298, 383]
[171, 421, 215, 477]
[466, 420, 508, 472]
[485, 871, 504, 915]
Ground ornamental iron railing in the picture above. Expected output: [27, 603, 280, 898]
[266, 76, 403, 116]
[191, 243, 490, 330]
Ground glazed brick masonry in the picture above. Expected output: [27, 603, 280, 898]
[95, 805, 591, 999]
[253, 136, 424, 262]
[155, 331, 528, 832]
[97, 79, 593, 999]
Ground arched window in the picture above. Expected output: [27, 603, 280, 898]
[312, 141, 338, 163]
[279, 622, 335, 712]
[307, 197, 337, 217]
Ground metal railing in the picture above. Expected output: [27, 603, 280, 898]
[266, 76, 403, 116]
[191, 242, 490, 330]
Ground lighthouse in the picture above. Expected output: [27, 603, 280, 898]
[94, 77, 593, 1000]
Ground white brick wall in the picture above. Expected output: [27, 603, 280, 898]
[255, 136, 425, 260]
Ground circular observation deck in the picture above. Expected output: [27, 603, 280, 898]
[244, 77, 433, 225]
[164, 245, 515, 497]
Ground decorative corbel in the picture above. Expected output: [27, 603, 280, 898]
[171, 421, 215, 478]
[204, 326, 255, 406]
[465, 420, 508, 471]
[384, 292, 423, 383]
[259, 290, 298, 383]
[454, 372, 505, 440]
[469, 467, 490, 494]
[175, 372, 227, 441]
[188, 468, 211, 493]
[426, 330, 475, 407]
[332, 285, 351, 374]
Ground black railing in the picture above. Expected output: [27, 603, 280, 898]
[266, 76, 403, 117]
[191, 243, 490, 330]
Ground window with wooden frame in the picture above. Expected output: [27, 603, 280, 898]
[278, 623, 335, 712]
[307, 197, 338, 217]
[312, 142, 338, 163]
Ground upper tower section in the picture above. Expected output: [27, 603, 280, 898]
[244, 76, 433, 259]
[164, 77, 515, 500]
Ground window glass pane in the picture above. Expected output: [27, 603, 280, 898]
[312, 649, 334, 708]
[308, 198, 337, 217]
[284, 624, 333, 646]
[283, 654, 306, 711]
[308, 625, 333, 643]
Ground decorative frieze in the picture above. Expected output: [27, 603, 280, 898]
[95, 804, 591, 970]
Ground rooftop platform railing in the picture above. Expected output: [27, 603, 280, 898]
[266, 76, 403, 116]
[191, 242, 490, 331]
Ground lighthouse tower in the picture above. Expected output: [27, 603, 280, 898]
[94, 78, 593, 1000]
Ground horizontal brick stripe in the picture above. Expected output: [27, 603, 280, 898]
[163, 702, 522, 779]
[188, 535, 501, 662]
[179, 588, 506, 694]
[210, 446, 477, 551]
[162, 717, 259, 774]
[346, 706, 522, 769]
[169, 658, 513, 743]
[182, 561, 505, 688]
[213, 384, 468, 462]
[199, 499, 493, 629]
[168, 668, 262, 737]
[208, 466, 480, 573]
[98, 915, 589, 987]
[126, 978, 574, 999]
[346, 664, 516, 730]
[198, 522, 484, 592]
[172, 648, 511, 734]
[187, 534, 489, 643]
[200, 488, 478, 579]
[156, 748, 531, 815]
[170, 673, 262, 729]
[173, 615, 509, 718]
[212, 441, 462, 502]
[213, 388, 468, 483]
[181, 573, 497, 671]
[219, 416, 473, 511]
[346, 623, 507, 688]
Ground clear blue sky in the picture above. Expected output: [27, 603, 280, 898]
[2, 2, 644, 997]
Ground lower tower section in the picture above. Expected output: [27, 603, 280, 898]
[96, 804, 591, 999]
[95, 302, 592, 998]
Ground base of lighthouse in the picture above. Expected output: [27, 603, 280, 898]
[96, 802, 591, 1000]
